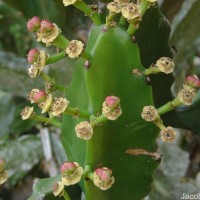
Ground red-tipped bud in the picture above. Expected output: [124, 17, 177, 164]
[186, 75, 200, 88]
[93, 167, 115, 190]
[60, 162, 77, 174]
[95, 168, 112, 181]
[27, 16, 41, 32]
[33, 90, 47, 103]
[39, 19, 54, 33]
[27, 49, 40, 64]
[105, 96, 120, 109]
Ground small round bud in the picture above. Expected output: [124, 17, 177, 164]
[20, 106, 35, 120]
[186, 75, 200, 88]
[160, 126, 176, 143]
[121, 3, 141, 20]
[156, 57, 175, 74]
[27, 65, 39, 78]
[50, 97, 69, 117]
[63, 0, 77, 6]
[0, 170, 8, 185]
[27, 88, 40, 103]
[93, 167, 115, 190]
[61, 162, 83, 186]
[36, 23, 60, 46]
[178, 84, 197, 106]
[53, 181, 64, 196]
[27, 16, 41, 32]
[105, 96, 120, 110]
[66, 40, 84, 58]
[39, 20, 55, 33]
[141, 106, 158, 122]
[27, 49, 40, 64]
[107, 2, 121, 13]
[33, 90, 47, 103]
[60, 162, 77, 174]
[75, 121, 93, 140]
[0, 160, 5, 173]
[38, 94, 53, 113]
[102, 96, 122, 120]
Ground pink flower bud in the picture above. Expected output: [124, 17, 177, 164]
[27, 49, 40, 64]
[95, 168, 112, 181]
[186, 75, 200, 88]
[27, 16, 41, 32]
[39, 19, 54, 33]
[33, 90, 47, 103]
[60, 162, 77, 174]
[105, 96, 120, 109]
[93, 167, 115, 190]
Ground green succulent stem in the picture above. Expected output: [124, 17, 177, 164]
[32, 115, 61, 128]
[40, 72, 67, 93]
[81, 50, 92, 60]
[46, 52, 66, 65]
[74, 1, 102, 25]
[62, 190, 71, 200]
[90, 114, 108, 127]
[140, 0, 149, 15]
[82, 165, 93, 179]
[157, 97, 182, 115]
[144, 66, 161, 75]
[127, 0, 150, 36]
[64, 107, 91, 119]
[127, 23, 137, 37]
[53, 34, 70, 49]
[106, 13, 116, 26]
[119, 15, 126, 26]
[153, 118, 165, 130]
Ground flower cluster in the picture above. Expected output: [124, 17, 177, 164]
[66, 40, 84, 58]
[53, 161, 83, 197]
[160, 126, 176, 143]
[155, 57, 175, 74]
[141, 106, 158, 122]
[93, 167, 115, 190]
[75, 121, 93, 140]
[178, 84, 197, 106]
[27, 16, 61, 46]
[21, 88, 70, 120]
[121, 3, 141, 21]
[102, 96, 122, 120]
[0, 160, 8, 185]
[27, 49, 47, 78]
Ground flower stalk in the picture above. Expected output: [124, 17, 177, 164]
[73, 1, 102, 25]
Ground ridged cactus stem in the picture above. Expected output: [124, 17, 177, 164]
[157, 97, 182, 115]
[32, 115, 61, 128]
[53, 34, 70, 49]
[46, 52, 66, 65]
[74, 1, 102, 25]
[40, 72, 67, 93]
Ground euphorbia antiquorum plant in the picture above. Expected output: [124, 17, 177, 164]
[19, 0, 200, 199]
